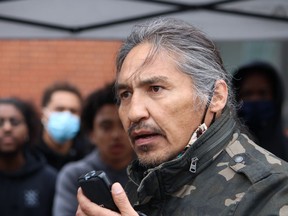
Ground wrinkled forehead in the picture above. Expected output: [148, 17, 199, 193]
[116, 43, 177, 85]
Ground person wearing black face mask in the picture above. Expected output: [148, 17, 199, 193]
[233, 60, 288, 161]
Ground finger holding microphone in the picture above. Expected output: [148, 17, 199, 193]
[77, 170, 139, 216]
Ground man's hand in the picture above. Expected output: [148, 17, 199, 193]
[76, 182, 138, 216]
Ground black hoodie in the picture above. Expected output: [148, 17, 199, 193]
[232, 61, 288, 161]
[0, 149, 57, 216]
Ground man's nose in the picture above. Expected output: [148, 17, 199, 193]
[2, 120, 13, 131]
[127, 93, 149, 123]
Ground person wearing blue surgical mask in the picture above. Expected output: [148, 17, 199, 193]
[35, 82, 93, 171]
[233, 61, 288, 161]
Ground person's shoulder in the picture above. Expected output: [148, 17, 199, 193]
[42, 164, 58, 177]
[59, 159, 87, 178]
[58, 151, 96, 180]
[24, 148, 57, 179]
[35, 164, 58, 189]
[224, 132, 288, 183]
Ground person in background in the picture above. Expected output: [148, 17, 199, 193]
[232, 61, 288, 161]
[76, 17, 288, 216]
[53, 82, 134, 216]
[0, 98, 57, 216]
[35, 82, 92, 171]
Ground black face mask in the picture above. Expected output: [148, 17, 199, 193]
[238, 100, 276, 128]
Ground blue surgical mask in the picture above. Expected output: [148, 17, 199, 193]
[238, 100, 276, 128]
[46, 111, 80, 144]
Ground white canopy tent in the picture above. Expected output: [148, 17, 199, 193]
[1, 0, 288, 124]
[0, 0, 287, 41]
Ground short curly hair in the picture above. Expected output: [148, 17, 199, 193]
[81, 82, 116, 133]
[41, 82, 83, 107]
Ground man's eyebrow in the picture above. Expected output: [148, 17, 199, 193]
[139, 76, 169, 86]
[115, 83, 129, 93]
[99, 119, 113, 124]
[116, 76, 169, 92]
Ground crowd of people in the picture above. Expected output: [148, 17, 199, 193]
[1, 16, 288, 216]
[0, 81, 133, 216]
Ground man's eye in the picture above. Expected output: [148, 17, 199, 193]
[150, 86, 162, 93]
[119, 91, 131, 100]
[100, 124, 113, 131]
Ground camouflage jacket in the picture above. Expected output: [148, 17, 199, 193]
[126, 108, 288, 216]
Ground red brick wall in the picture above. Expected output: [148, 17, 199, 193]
[0, 40, 122, 110]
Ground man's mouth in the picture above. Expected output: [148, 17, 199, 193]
[131, 131, 163, 146]
[1, 136, 15, 145]
[109, 143, 126, 154]
[134, 133, 157, 140]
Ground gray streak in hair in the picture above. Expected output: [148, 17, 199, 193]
[116, 17, 236, 112]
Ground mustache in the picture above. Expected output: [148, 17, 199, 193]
[128, 121, 165, 140]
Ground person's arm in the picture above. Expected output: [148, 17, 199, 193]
[53, 165, 79, 216]
[76, 182, 139, 216]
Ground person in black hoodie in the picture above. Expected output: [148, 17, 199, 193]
[0, 98, 57, 216]
[232, 60, 288, 161]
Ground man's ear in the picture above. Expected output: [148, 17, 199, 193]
[41, 108, 48, 125]
[210, 79, 228, 113]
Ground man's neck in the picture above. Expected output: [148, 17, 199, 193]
[0, 152, 25, 172]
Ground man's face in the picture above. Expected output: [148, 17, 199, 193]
[239, 73, 273, 101]
[42, 91, 82, 143]
[0, 104, 28, 156]
[117, 43, 204, 167]
[91, 104, 133, 163]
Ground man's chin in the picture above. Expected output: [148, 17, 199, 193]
[0, 149, 20, 158]
[137, 152, 167, 168]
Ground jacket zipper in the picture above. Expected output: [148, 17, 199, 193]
[189, 157, 199, 173]
[188, 122, 236, 173]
